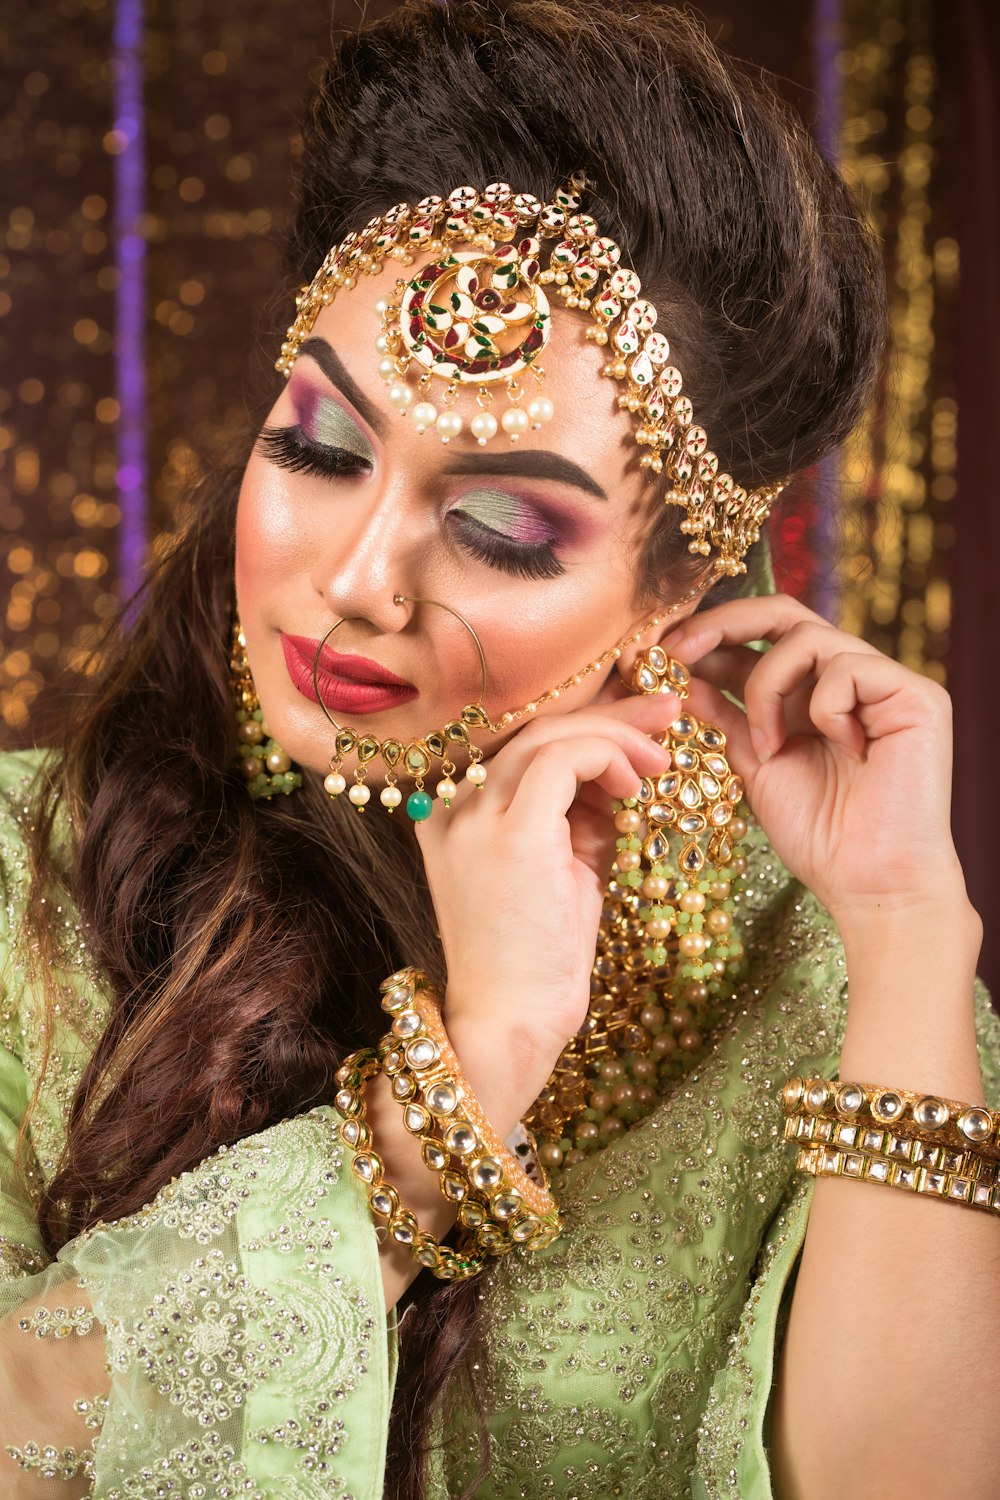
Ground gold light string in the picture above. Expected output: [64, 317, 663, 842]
[835, 0, 957, 683]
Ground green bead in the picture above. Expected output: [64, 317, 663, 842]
[406, 790, 434, 822]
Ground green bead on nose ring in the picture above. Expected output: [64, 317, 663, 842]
[311, 593, 492, 819]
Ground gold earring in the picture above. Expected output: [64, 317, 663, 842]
[230, 617, 303, 799]
[617, 645, 749, 960]
[313, 595, 491, 820]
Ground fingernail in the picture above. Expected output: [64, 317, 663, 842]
[749, 726, 771, 764]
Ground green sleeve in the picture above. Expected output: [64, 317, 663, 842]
[692, 976, 1000, 1500]
[0, 752, 397, 1496]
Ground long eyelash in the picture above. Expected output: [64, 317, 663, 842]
[448, 513, 564, 582]
[258, 424, 371, 478]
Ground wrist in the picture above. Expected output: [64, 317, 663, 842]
[833, 886, 982, 966]
[444, 1012, 565, 1135]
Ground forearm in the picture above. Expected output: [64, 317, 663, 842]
[772, 892, 1000, 1500]
[0, 1281, 108, 1497]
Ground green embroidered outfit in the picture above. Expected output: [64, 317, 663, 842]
[1, 745, 997, 1497]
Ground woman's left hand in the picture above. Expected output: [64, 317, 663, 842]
[640, 593, 973, 929]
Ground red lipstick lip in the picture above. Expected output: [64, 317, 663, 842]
[281, 632, 419, 716]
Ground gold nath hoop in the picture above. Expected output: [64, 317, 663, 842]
[312, 593, 491, 821]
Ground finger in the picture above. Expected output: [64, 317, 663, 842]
[502, 735, 658, 831]
[808, 650, 950, 756]
[479, 698, 679, 806]
[660, 592, 882, 665]
[738, 623, 844, 759]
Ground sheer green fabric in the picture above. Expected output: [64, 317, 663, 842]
[2, 685, 998, 1496]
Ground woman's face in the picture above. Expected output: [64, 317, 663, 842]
[235, 256, 707, 777]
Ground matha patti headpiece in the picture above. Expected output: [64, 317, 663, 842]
[276, 173, 786, 578]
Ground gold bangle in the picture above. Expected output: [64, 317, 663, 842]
[794, 1141, 1000, 1212]
[378, 969, 562, 1253]
[332, 1047, 486, 1281]
[783, 1111, 998, 1179]
[780, 1076, 1000, 1163]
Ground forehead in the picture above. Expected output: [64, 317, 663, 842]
[294, 251, 650, 509]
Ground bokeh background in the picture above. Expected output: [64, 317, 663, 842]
[1, 0, 997, 992]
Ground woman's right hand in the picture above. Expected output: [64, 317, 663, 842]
[412, 693, 681, 1112]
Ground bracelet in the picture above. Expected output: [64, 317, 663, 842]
[332, 1047, 486, 1281]
[378, 969, 562, 1254]
[781, 1076, 1000, 1162]
[782, 1110, 997, 1178]
[794, 1141, 1000, 1213]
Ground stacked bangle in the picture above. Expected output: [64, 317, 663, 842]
[377, 969, 562, 1255]
[781, 1076, 1000, 1216]
[333, 1047, 486, 1281]
[781, 1076, 1000, 1161]
[331, 967, 563, 1279]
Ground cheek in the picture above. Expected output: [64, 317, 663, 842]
[235, 454, 310, 600]
[468, 549, 636, 716]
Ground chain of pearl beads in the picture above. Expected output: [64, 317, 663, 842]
[375, 298, 555, 446]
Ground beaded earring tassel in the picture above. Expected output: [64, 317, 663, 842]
[230, 620, 302, 800]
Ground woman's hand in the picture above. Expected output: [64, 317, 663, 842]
[645, 593, 974, 930]
[413, 695, 678, 1091]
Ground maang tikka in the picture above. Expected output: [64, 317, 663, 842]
[277, 173, 787, 579]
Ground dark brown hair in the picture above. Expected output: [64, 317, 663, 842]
[22, 3, 886, 1495]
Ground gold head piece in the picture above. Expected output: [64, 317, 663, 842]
[276, 173, 786, 578]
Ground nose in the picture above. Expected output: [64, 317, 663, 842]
[309, 473, 430, 632]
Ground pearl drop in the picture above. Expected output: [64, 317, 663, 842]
[706, 909, 732, 934]
[729, 815, 748, 839]
[380, 785, 403, 809]
[642, 875, 669, 899]
[614, 809, 641, 834]
[377, 356, 396, 381]
[436, 410, 463, 442]
[324, 771, 346, 797]
[412, 401, 438, 433]
[375, 333, 389, 354]
[679, 890, 706, 913]
[435, 777, 457, 802]
[238, 720, 263, 744]
[375, 298, 389, 316]
[265, 749, 291, 774]
[645, 917, 671, 941]
[466, 763, 487, 787]
[470, 411, 498, 445]
[527, 395, 554, 427]
[678, 931, 707, 958]
[616, 850, 641, 872]
[388, 382, 412, 410]
[348, 783, 371, 806]
[501, 406, 530, 439]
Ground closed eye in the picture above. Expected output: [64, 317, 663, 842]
[258, 425, 371, 478]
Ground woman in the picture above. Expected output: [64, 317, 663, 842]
[1, 2, 997, 1496]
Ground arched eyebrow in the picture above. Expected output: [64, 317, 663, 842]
[298, 335, 609, 502]
[442, 449, 607, 500]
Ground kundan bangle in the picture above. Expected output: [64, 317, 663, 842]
[783, 1111, 998, 1180]
[794, 1141, 1000, 1213]
[780, 1076, 1000, 1163]
[332, 1046, 486, 1281]
[378, 968, 563, 1254]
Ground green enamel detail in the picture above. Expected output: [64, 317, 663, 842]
[406, 790, 433, 822]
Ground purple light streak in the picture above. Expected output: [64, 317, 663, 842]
[112, 0, 148, 605]
[813, 0, 843, 623]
